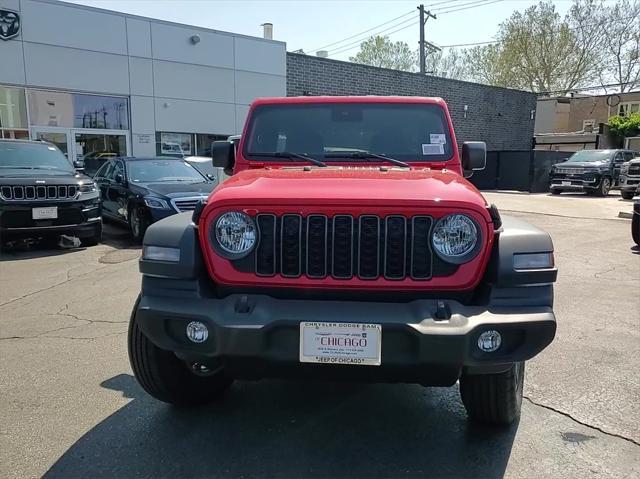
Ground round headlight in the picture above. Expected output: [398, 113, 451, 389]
[432, 214, 479, 264]
[214, 212, 257, 257]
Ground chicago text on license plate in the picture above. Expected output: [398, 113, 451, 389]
[299, 322, 382, 366]
[32, 207, 58, 220]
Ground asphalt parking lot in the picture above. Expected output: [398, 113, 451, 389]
[1, 192, 639, 479]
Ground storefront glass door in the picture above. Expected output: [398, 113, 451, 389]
[72, 129, 129, 175]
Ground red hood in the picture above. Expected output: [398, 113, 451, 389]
[209, 167, 488, 211]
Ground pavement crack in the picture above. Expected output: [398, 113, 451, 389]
[523, 396, 640, 447]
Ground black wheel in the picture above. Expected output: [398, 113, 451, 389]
[82, 223, 102, 246]
[621, 191, 635, 200]
[128, 297, 233, 405]
[550, 188, 561, 195]
[595, 177, 612, 197]
[129, 206, 150, 243]
[633, 214, 640, 246]
[459, 362, 524, 426]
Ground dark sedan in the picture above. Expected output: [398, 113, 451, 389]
[93, 157, 215, 241]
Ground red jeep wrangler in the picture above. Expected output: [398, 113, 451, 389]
[129, 97, 557, 425]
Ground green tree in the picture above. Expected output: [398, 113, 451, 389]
[424, 49, 469, 80]
[608, 112, 640, 144]
[350, 35, 417, 71]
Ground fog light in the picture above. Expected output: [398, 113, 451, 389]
[186, 321, 208, 343]
[478, 330, 501, 352]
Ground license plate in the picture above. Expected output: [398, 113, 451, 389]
[561, 181, 572, 186]
[32, 207, 58, 220]
[299, 322, 382, 366]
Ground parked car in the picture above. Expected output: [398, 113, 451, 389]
[549, 149, 636, 196]
[619, 156, 640, 200]
[129, 96, 558, 426]
[0, 139, 102, 246]
[93, 157, 215, 242]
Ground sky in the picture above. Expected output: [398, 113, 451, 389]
[67, 0, 576, 61]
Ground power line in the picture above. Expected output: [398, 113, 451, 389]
[306, 10, 414, 53]
[327, 16, 418, 54]
[329, 20, 420, 56]
[537, 81, 639, 95]
[436, 0, 504, 15]
[438, 40, 497, 48]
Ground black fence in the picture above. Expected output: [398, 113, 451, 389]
[469, 150, 568, 193]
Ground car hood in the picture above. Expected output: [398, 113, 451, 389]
[135, 180, 215, 198]
[209, 167, 489, 211]
[0, 170, 91, 184]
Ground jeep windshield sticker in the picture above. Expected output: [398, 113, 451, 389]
[422, 144, 445, 155]
[430, 134, 446, 144]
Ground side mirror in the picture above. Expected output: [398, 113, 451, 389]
[73, 160, 85, 172]
[212, 140, 235, 175]
[114, 173, 124, 184]
[461, 141, 486, 176]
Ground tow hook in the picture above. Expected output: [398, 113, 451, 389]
[434, 301, 451, 321]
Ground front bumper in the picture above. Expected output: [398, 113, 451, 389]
[135, 290, 556, 386]
[619, 175, 640, 193]
[0, 199, 102, 238]
[549, 171, 605, 191]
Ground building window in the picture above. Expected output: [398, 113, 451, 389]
[157, 132, 194, 156]
[0, 85, 28, 139]
[619, 102, 640, 116]
[27, 90, 129, 129]
[195, 133, 228, 156]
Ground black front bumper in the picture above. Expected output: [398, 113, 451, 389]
[619, 175, 640, 194]
[135, 287, 556, 386]
[0, 199, 102, 239]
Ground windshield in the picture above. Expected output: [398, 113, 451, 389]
[128, 160, 206, 183]
[244, 103, 453, 162]
[186, 158, 215, 176]
[566, 150, 614, 163]
[0, 142, 74, 173]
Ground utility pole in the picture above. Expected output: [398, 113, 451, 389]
[418, 4, 436, 74]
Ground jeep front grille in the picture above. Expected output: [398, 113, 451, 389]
[0, 185, 78, 201]
[253, 214, 434, 280]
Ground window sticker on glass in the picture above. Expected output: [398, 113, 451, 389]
[48, 147, 56, 151]
[430, 134, 446, 144]
[422, 144, 444, 155]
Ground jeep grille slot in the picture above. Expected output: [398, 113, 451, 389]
[0, 185, 79, 201]
[251, 213, 435, 281]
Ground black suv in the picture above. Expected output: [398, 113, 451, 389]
[549, 149, 636, 196]
[0, 139, 102, 246]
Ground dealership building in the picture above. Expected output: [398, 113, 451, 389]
[0, 0, 286, 162]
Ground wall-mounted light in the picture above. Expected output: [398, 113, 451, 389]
[190, 34, 201, 45]
[463, 104, 468, 119]
[163, 102, 170, 108]
[530, 109, 536, 120]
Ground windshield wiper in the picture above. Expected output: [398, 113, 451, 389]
[250, 152, 327, 167]
[324, 151, 410, 168]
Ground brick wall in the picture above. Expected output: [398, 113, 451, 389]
[286, 53, 537, 151]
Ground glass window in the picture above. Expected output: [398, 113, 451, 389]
[196, 133, 228, 156]
[566, 150, 614, 163]
[0, 142, 74, 173]
[110, 160, 125, 180]
[244, 103, 453, 162]
[27, 90, 129, 129]
[128, 159, 205, 183]
[94, 161, 113, 179]
[619, 102, 640, 116]
[156, 132, 193, 156]
[0, 85, 27, 129]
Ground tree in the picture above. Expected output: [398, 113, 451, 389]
[608, 112, 640, 144]
[597, 0, 640, 92]
[350, 35, 417, 71]
[465, 1, 603, 92]
[424, 49, 469, 80]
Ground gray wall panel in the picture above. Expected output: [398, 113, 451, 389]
[0, 0, 20, 12]
[126, 18, 152, 58]
[153, 60, 234, 103]
[0, 40, 26, 85]
[20, 0, 127, 54]
[23, 43, 130, 94]
[130, 95, 155, 134]
[154, 98, 235, 134]
[235, 71, 285, 105]
[234, 37, 286, 76]
[129, 57, 153, 96]
[150, 22, 234, 68]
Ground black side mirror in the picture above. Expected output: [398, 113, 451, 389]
[461, 141, 486, 176]
[212, 140, 235, 175]
[114, 173, 124, 184]
[73, 160, 85, 172]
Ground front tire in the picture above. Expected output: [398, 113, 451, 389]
[459, 362, 524, 426]
[621, 190, 635, 200]
[128, 297, 233, 405]
[595, 177, 612, 197]
[550, 188, 561, 195]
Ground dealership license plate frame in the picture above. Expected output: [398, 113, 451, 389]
[561, 181, 572, 186]
[299, 322, 382, 366]
[32, 206, 58, 220]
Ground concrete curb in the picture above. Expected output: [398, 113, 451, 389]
[618, 212, 633, 219]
